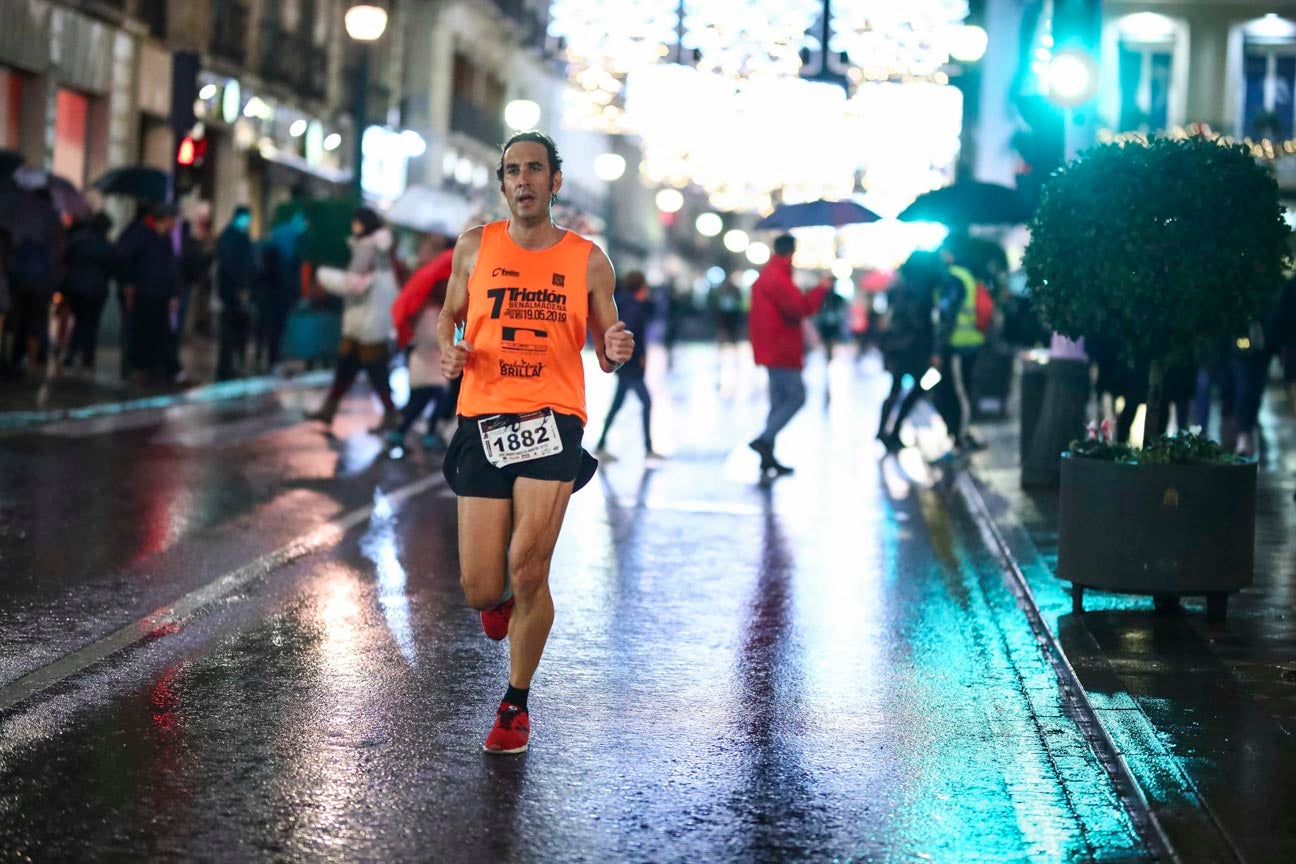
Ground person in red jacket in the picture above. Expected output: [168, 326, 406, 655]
[747, 233, 830, 478]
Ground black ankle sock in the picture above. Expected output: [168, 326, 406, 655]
[504, 684, 529, 711]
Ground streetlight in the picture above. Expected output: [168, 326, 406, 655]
[346, 2, 388, 202]
[504, 99, 542, 131]
[593, 153, 626, 181]
[948, 24, 988, 63]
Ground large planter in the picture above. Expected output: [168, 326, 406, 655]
[1058, 454, 1256, 620]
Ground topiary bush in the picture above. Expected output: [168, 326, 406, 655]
[1023, 136, 1290, 437]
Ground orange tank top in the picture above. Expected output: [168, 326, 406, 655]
[458, 220, 594, 424]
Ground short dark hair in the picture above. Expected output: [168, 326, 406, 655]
[773, 234, 796, 257]
[353, 206, 384, 237]
[496, 131, 563, 182]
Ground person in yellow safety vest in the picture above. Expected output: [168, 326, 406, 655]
[930, 251, 987, 459]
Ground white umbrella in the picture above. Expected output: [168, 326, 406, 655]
[383, 186, 474, 236]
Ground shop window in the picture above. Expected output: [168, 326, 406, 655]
[53, 89, 89, 186]
[212, 0, 250, 65]
[450, 53, 505, 145]
[1243, 42, 1296, 139]
[0, 68, 23, 149]
[1117, 42, 1172, 132]
[139, 0, 167, 39]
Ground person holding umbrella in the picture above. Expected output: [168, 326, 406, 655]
[747, 233, 830, 479]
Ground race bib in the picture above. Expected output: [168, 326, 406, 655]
[478, 409, 564, 468]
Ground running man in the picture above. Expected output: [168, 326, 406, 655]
[437, 131, 634, 754]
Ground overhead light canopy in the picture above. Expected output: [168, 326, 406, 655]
[345, 4, 388, 41]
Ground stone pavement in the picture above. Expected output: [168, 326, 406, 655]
[964, 371, 1296, 864]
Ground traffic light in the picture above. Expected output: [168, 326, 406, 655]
[1047, 0, 1101, 107]
[174, 132, 207, 193]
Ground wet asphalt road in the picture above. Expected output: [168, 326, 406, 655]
[0, 347, 1151, 863]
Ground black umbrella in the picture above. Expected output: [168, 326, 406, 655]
[92, 166, 169, 202]
[12, 166, 92, 221]
[0, 149, 22, 181]
[898, 181, 1031, 226]
[754, 199, 881, 230]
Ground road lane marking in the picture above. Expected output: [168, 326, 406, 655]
[0, 472, 445, 714]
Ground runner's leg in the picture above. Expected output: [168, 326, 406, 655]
[457, 496, 512, 610]
[506, 477, 574, 689]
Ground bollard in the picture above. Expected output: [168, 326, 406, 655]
[1022, 357, 1090, 489]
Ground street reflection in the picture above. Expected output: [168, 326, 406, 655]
[360, 488, 417, 665]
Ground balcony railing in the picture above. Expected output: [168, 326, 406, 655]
[211, 1, 249, 65]
[450, 97, 504, 147]
[262, 26, 327, 101]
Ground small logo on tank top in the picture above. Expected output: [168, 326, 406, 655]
[492, 267, 520, 278]
[552, 273, 566, 287]
[499, 359, 545, 378]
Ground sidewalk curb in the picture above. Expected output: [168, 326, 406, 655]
[953, 469, 1195, 864]
[0, 370, 333, 433]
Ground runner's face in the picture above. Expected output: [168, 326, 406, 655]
[500, 141, 560, 221]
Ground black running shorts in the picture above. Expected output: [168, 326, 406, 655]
[442, 412, 598, 499]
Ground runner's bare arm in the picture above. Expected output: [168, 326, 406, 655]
[438, 227, 483, 379]
[587, 244, 633, 373]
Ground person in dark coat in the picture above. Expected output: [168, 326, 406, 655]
[62, 212, 115, 369]
[595, 271, 660, 459]
[256, 211, 307, 370]
[0, 226, 10, 357]
[117, 202, 182, 384]
[3, 186, 63, 375]
[876, 252, 944, 452]
[215, 205, 257, 380]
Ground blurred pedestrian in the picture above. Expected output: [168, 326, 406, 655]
[815, 285, 847, 362]
[711, 281, 743, 345]
[747, 233, 830, 478]
[388, 232, 453, 449]
[876, 252, 943, 452]
[116, 202, 182, 384]
[1271, 274, 1296, 414]
[0, 225, 11, 361]
[4, 187, 63, 376]
[595, 271, 660, 460]
[257, 211, 307, 371]
[930, 247, 986, 456]
[61, 212, 115, 370]
[306, 207, 399, 430]
[215, 205, 257, 380]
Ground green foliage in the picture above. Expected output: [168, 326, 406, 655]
[1024, 137, 1290, 372]
[1069, 432, 1245, 465]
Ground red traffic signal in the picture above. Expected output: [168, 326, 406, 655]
[177, 135, 206, 167]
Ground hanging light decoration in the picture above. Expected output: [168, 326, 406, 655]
[546, 0, 976, 212]
[681, 0, 821, 81]
[547, 0, 679, 132]
[827, 1, 970, 82]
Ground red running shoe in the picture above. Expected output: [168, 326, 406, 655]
[483, 701, 530, 754]
[481, 597, 514, 641]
